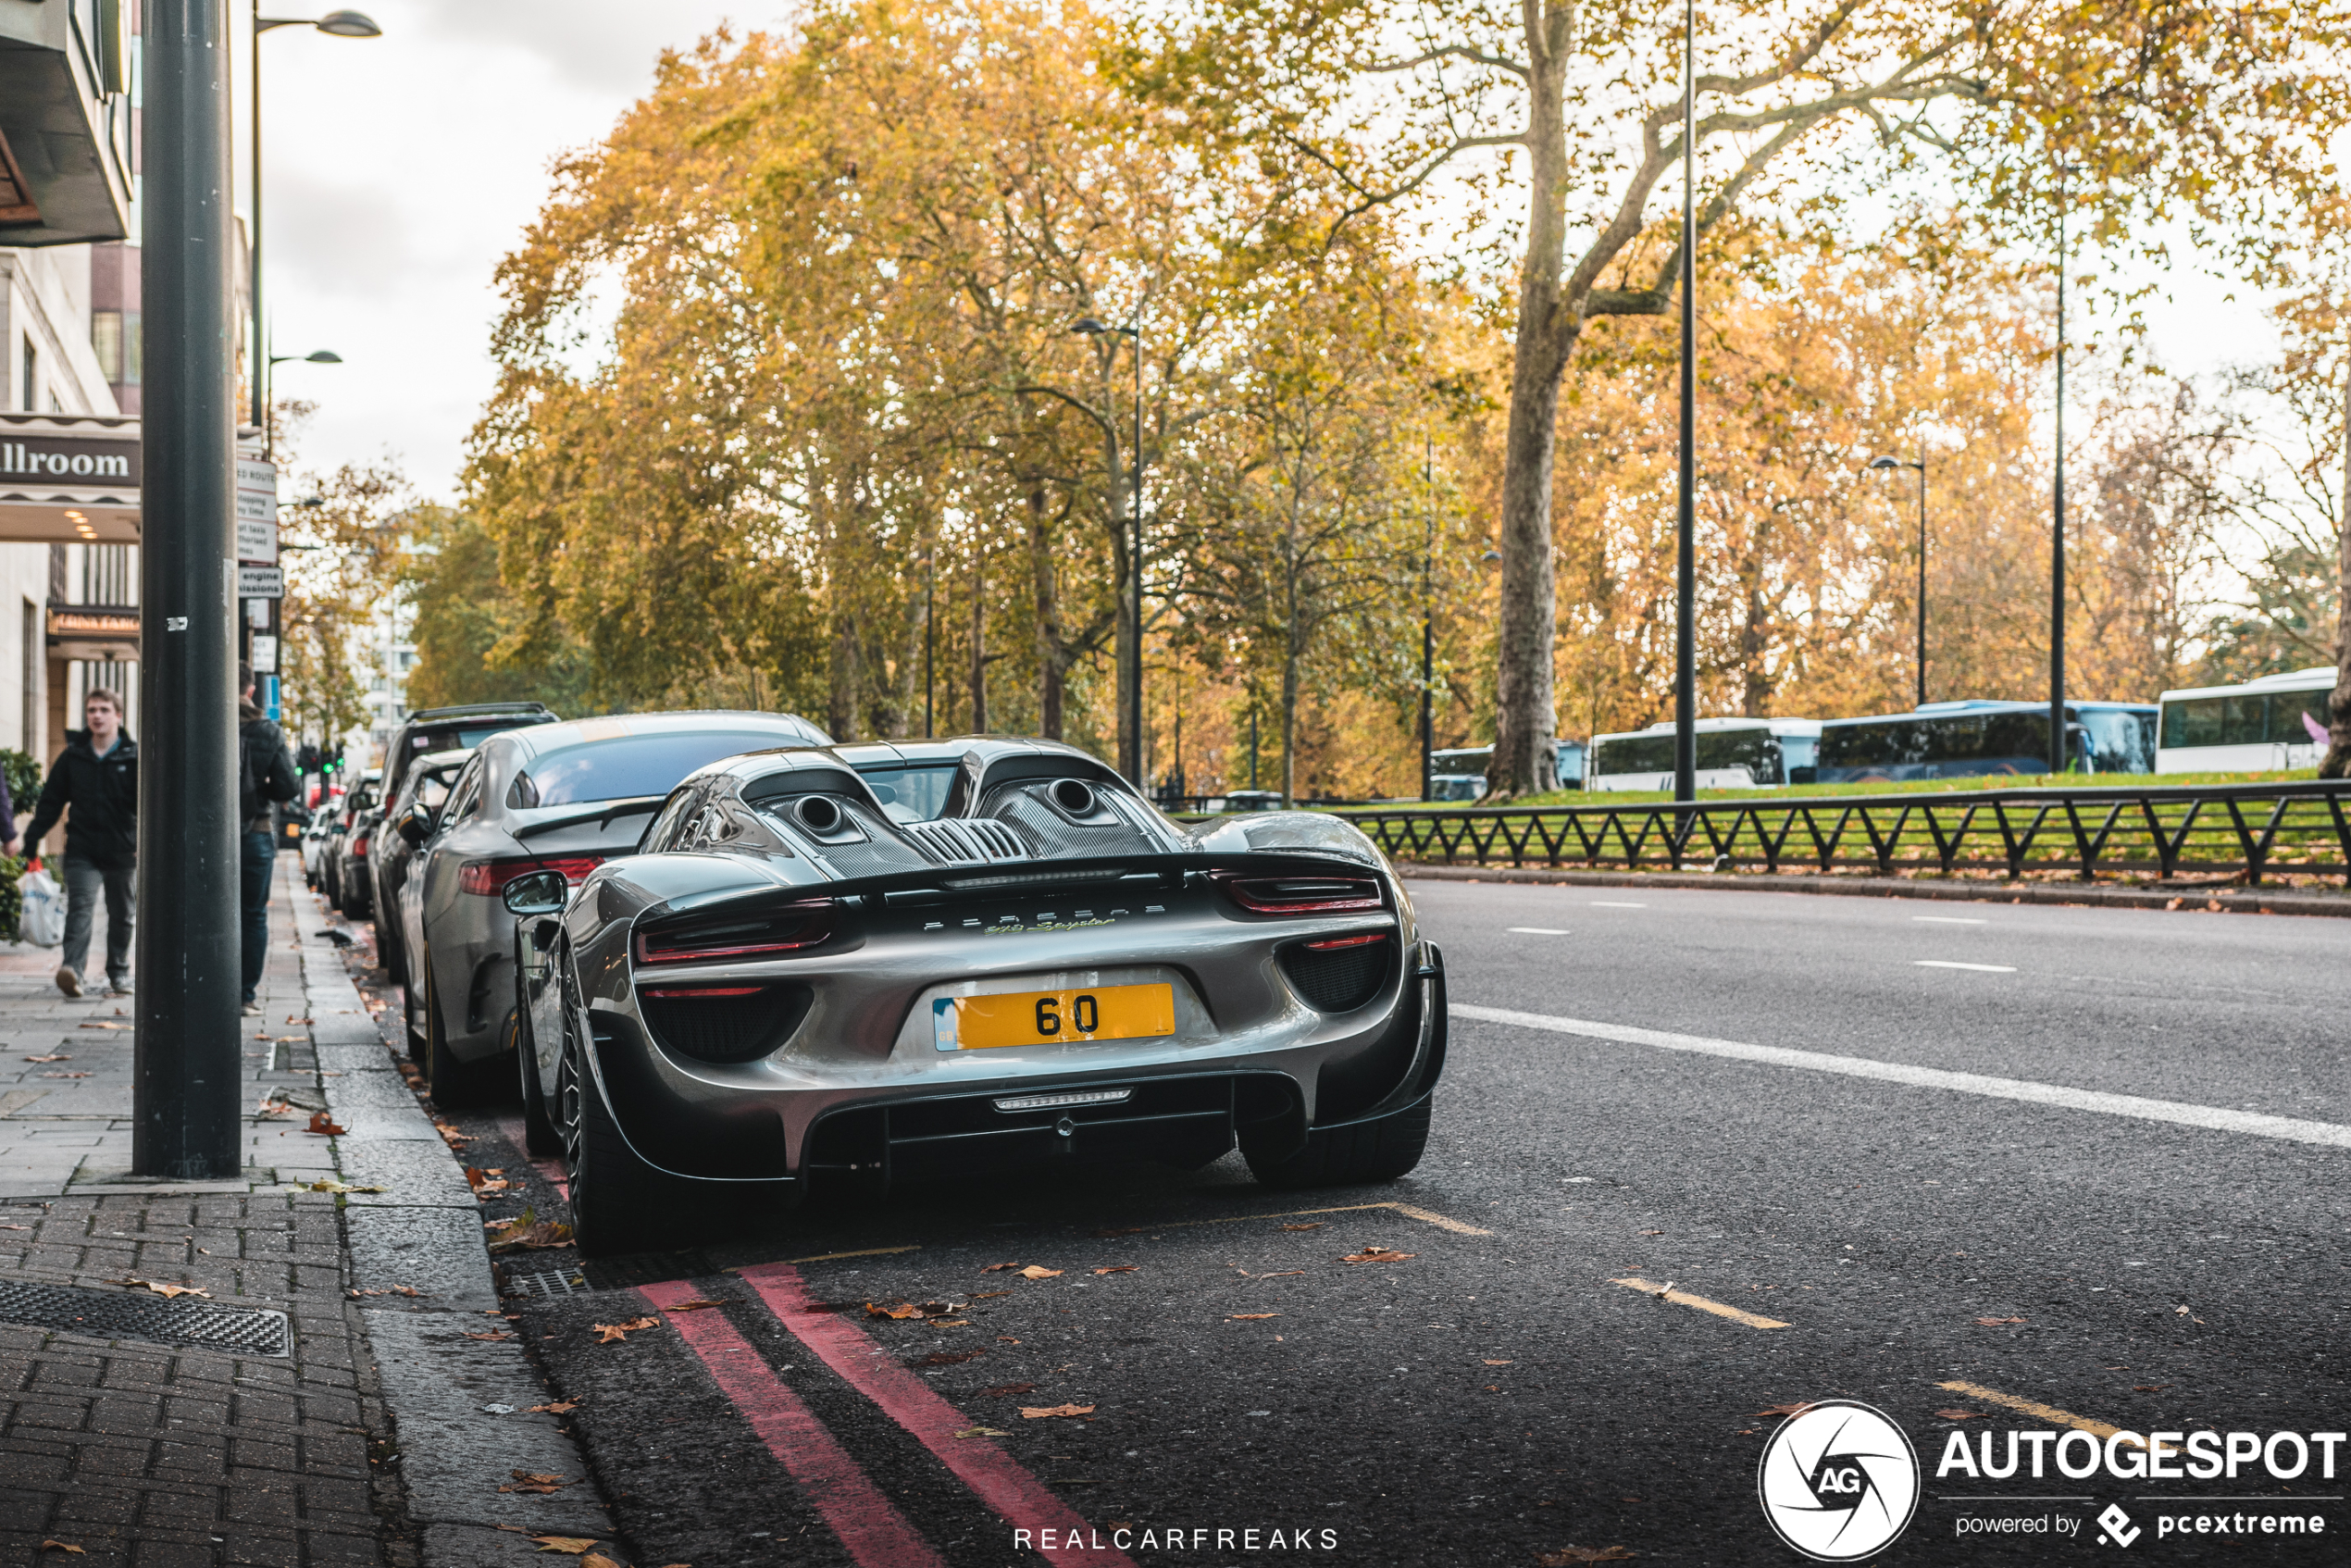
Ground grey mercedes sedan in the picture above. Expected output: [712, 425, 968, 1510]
[396, 709, 829, 1101]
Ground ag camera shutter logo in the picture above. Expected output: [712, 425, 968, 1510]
[1757, 1400, 1921, 1561]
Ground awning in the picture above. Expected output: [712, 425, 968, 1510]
[0, 414, 139, 543]
[48, 604, 137, 663]
[0, 3, 133, 247]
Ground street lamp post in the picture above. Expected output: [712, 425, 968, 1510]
[1071, 317, 1143, 785]
[1867, 454, 1928, 706]
[919, 549, 935, 738]
[251, 8, 379, 443]
[1671, 0, 1698, 808]
[2050, 166, 2073, 776]
[1420, 434, 1435, 803]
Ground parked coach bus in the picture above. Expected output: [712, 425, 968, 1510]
[2156, 666, 2335, 774]
[1425, 740, 1587, 800]
[1586, 717, 1822, 790]
[1815, 699, 2156, 784]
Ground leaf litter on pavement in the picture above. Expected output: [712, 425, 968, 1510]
[591, 1318, 659, 1344]
[1020, 1403, 1095, 1419]
[1537, 1549, 1636, 1564]
[500, 1471, 570, 1494]
[1342, 1246, 1416, 1265]
[113, 1278, 208, 1300]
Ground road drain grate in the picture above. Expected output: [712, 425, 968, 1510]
[0, 1281, 291, 1357]
[504, 1268, 590, 1299]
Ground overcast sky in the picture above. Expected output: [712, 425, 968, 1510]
[256, 2, 2274, 505]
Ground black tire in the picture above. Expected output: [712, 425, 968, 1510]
[421, 960, 510, 1109]
[1243, 1096, 1432, 1189]
[558, 1005, 701, 1258]
[514, 1003, 562, 1156]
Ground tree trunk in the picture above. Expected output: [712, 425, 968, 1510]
[1028, 487, 1065, 740]
[827, 590, 860, 742]
[1489, 5, 1578, 799]
[2324, 355, 2351, 777]
[969, 545, 988, 735]
[1280, 635, 1300, 808]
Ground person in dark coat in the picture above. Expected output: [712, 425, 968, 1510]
[21, 688, 138, 998]
[240, 665, 299, 1015]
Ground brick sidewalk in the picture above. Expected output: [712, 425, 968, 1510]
[0, 857, 411, 1566]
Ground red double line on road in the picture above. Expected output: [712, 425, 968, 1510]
[641, 1278, 943, 1568]
[739, 1261, 1139, 1568]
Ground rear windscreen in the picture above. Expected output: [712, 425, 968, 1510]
[509, 732, 791, 808]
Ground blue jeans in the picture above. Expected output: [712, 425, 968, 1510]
[61, 857, 135, 985]
[242, 829, 277, 1003]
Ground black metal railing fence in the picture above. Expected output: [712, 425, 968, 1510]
[1328, 780, 2351, 884]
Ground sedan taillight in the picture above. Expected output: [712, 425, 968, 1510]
[1216, 874, 1384, 915]
[457, 854, 605, 897]
[634, 902, 835, 964]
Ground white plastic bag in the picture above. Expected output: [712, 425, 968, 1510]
[19, 865, 62, 948]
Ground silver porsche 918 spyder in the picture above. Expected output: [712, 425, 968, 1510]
[501, 736, 1447, 1256]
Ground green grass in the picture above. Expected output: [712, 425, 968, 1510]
[1328, 767, 2323, 814]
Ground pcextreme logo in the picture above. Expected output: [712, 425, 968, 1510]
[1757, 1401, 1922, 1562]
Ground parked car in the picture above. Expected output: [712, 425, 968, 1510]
[369, 747, 474, 991]
[502, 734, 1448, 1255]
[318, 772, 379, 912]
[382, 702, 562, 810]
[397, 709, 830, 1104]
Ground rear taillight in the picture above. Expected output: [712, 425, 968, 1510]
[1217, 874, 1384, 915]
[1304, 932, 1386, 952]
[634, 902, 834, 964]
[457, 854, 605, 897]
[352, 836, 371, 858]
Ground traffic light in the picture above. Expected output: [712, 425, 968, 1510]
[296, 742, 320, 773]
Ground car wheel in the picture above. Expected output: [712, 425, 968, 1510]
[512, 1002, 562, 1157]
[1242, 1096, 1432, 1189]
[556, 1002, 698, 1258]
[421, 959, 509, 1109]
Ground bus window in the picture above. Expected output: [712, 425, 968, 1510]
[2079, 709, 2152, 774]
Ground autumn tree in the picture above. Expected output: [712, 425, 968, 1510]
[1124, 0, 2351, 794]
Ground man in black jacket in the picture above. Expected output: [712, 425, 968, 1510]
[21, 688, 137, 998]
[240, 665, 299, 1016]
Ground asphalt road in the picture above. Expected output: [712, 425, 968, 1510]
[364, 883, 2350, 1567]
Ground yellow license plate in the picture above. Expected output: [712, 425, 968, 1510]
[936, 983, 1176, 1051]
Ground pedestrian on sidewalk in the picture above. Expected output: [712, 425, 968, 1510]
[0, 752, 19, 860]
[20, 688, 137, 999]
[240, 664, 298, 1017]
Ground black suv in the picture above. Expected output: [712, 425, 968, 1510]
[382, 703, 563, 807]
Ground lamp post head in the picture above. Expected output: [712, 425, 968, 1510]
[305, 349, 342, 363]
[1069, 317, 1138, 338]
[316, 10, 382, 36]
[1867, 454, 1922, 473]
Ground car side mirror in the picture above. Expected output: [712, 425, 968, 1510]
[394, 806, 434, 847]
[503, 869, 569, 915]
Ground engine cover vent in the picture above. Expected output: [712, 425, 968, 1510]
[904, 818, 1031, 866]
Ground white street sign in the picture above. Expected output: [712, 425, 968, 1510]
[251, 634, 279, 674]
[238, 566, 284, 600]
[235, 457, 278, 563]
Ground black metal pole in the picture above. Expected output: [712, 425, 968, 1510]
[1129, 332, 1145, 787]
[1672, 0, 1698, 805]
[1420, 434, 1434, 803]
[2050, 175, 2069, 776]
[249, 0, 266, 442]
[1915, 459, 1928, 708]
[923, 550, 934, 738]
[137, 0, 243, 1179]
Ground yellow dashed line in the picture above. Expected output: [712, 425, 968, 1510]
[1611, 1276, 1790, 1330]
[1936, 1379, 2139, 1445]
[1138, 1200, 1494, 1238]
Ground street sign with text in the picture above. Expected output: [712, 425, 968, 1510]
[234, 456, 277, 562]
[237, 566, 284, 600]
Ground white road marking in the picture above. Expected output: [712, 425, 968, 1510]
[1508, 927, 1570, 935]
[1911, 915, 1987, 925]
[1589, 901, 1647, 908]
[1451, 1002, 2351, 1149]
[1915, 960, 2017, 973]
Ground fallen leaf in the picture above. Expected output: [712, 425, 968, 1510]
[996, 1336, 1022, 1344]
[1973, 1316, 2026, 1326]
[40, 1072, 90, 1079]
[1254, 1270, 1305, 1278]
[1020, 1403, 1095, 1419]
[1018, 1265, 1063, 1280]
[500, 1472, 569, 1494]
[955, 1425, 1013, 1438]
[971, 1290, 1012, 1300]
[2133, 1384, 2171, 1392]
[530, 1537, 600, 1555]
[1279, 1222, 1324, 1231]
[981, 1262, 1024, 1273]
[1536, 1549, 1636, 1565]
[22, 1054, 67, 1063]
[486, 1206, 574, 1251]
[1342, 1248, 1416, 1265]
[285, 1016, 313, 1024]
[466, 1331, 513, 1342]
[0, 1223, 29, 1231]
[77, 1020, 129, 1030]
[581, 1557, 623, 1568]
[305, 1110, 350, 1137]
[591, 1317, 659, 1344]
[115, 1277, 210, 1300]
[1637, 1228, 1663, 1236]
[1484, 1360, 1513, 1366]
[1934, 1409, 1984, 1420]
[309, 1179, 387, 1193]
[866, 1301, 924, 1321]
[1092, 1266, 1138, 1275]
[915, 1350, 987, 1366]
[1753, 1403, 1811, 1419]
[980, 1383, 1036, 1398]
[2174, 1304, 2193, 1315]
[1228, 1313, 1281, 1321]
[664, 1300, 728, 1312]
[40, 1544, 85, 1556]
